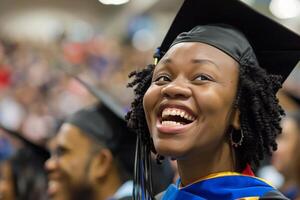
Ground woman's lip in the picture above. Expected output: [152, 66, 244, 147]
[156, 119, 195, 134]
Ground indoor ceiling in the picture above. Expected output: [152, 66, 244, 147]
[0, 0, 298, 42]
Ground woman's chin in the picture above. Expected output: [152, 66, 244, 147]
[155, 145, 186, 159]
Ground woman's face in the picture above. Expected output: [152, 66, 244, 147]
[143, 42, 240, 159]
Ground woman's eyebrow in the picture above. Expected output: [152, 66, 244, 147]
[161, 58, 172, 64]
[161, 58, 220, 70]
[191, 59, 220, 70]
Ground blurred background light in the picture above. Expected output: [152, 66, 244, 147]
[1, 10, 65, 42]
[98, 0, 130, 5]
[269, 0, 300, 19]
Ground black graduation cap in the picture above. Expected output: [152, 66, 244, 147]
[156, 0, 300, 81]
[0, 124, 50, 161]
[61, 68, 136, 175]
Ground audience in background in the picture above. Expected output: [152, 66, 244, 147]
[0, 130, 49, 200]
[272, 112, 300, 199]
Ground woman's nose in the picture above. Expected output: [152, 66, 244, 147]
[161, 79, 192, 99]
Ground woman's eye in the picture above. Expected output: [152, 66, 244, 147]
[194, 74, 212, 81]
[153, 75, 171, 83]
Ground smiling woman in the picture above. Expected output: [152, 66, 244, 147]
[126, 0, 300, 200]
[144, 42, 240, 164]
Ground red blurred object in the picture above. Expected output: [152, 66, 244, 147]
[0, 64, 11, 89]
[63, 42, 86, 65]
[242, 164, 255, 176]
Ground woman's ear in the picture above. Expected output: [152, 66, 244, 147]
[232, 109, 241, 130]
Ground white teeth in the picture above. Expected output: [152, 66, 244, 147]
[180, 111, 185, 118]
[171, 110, 176, 115]
[162, 121, 183, 126]
[162, 110, 168, 118]
[161, 108, 195, 121]
[166, 109, 171, 116]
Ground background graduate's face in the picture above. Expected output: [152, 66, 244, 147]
[0, 161, 16, 200]
[272, 117, 300, 177]
[45, 124, 97, 200]
[143, 42, 240, 159]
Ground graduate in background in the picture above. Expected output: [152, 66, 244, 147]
[0, 126, 50, 200]
[272, 110, 300, 199]
[257, 90, 300, 195]
[45, 77, 136, 200]
[126, 0, 300, 199]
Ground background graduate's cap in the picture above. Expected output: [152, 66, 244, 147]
[0, 124, 50, 161]
[155, 0, 300, 81]
[62, 70, 136, 175]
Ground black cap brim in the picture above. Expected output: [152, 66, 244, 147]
[0, 124, 50, 160]
[159, 0, 300, 81]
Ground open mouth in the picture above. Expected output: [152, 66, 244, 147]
[47, 180, 60, 196]
[160, 107, 196, 126]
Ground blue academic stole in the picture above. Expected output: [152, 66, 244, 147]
[162, 172, 275, 200]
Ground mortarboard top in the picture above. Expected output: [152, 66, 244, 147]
[0, 124, 50, 161]
[157, 0, 300, 81]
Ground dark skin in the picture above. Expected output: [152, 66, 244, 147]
[45, 124, 122, 200]
[0, 161, 16, 200]
[143, 42, 240, 186]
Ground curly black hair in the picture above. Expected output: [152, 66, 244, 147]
[126, 56, 284, 199]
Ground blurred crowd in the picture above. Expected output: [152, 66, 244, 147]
[0, 34, 152, 144]
[0, 34, 159, 200]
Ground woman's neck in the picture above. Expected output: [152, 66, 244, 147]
[177, 141, 235, 186]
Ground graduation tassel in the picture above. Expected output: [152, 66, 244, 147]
[153, 48, 162, 66]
